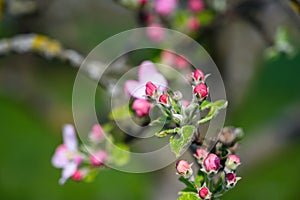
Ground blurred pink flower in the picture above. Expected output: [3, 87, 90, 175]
[161, 50, 176, 66]
[132, 99, 151, 117]
[155, 0, 177, 16]
[89, 124, 104, 142]
[90, 150, 107, 167]
[175, 55, 189, 69]
[124, 61, 168, 99]
[52, 124, 83, 184]
[188, 0, 205, 13]
[146, 23, 165, 42]
[188, 17, 200, 31]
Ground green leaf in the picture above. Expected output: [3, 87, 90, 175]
[170, 125, 195, 157]
[199, 100, 228, 124]
[109, 105, 132, 120]
[194, 171, 205, 187]
[177, 192, 198, 200]
[111, 143, 130, 166]
[178, 176, 197, 192]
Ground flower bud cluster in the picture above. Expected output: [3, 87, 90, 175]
[175, 126, 243, 199]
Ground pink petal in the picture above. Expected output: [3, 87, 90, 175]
[138, 61, 158, 83]
[63, 124, 78, 152]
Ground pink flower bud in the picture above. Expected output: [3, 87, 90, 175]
[90, 150, 107, 167]
[225, 172, 241, 188]
[72, 170, 83, 182]
[194, 83, 208, 98]
[198, 186, 210, 199]
[188, 17, 200, 32]
[175, 55, 189, 68]
[145, 81, 158, 96]
[225, 154, 241, 171]
[203, 153, 220, 173]
[226, 172, 236, 183]
[159, 94, 168, 104]
[132, 99, 151, 117]
[194, 148, 208, 163]
[155, 0, 177, 16]
[176, 160, 193, 178]
[188, 0, 205, 13]
[90, 124, 104, 142]
[193, 69, 205, 81]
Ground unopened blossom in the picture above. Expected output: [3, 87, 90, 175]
[52, 124, 83, 184]
[176, 160, 193, 178]
[124, 61, 167, 99]
[72, 170, 83, 182]
[193, 69, 205, 82]
[225, 172, 241, 188]
[155, 0, 177, 16]
[198, 186, 211, 199]
[89, 124, 104, 142]
[132, 99, 151, 117]
[203, 153, 220, 173]
[146, 81, 158, 96]
[90, 150, 107, 167]
[225, 154, 241, 171]
[194, 83, 208, 99]
[159, 94, 168, 104]
[188, 0, 205, 13]
[194, 148, 208, 163]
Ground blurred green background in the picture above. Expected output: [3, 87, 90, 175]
[1, 0, 300, 199]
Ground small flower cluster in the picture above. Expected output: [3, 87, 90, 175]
[52, 124, 109, 184]
[142, 67, 209, 128]
[116, 0, 216, 41]
[175, 126, 244, 199]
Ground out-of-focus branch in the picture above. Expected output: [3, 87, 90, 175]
[0, 33, 115, 88]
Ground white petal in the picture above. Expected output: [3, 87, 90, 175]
[138, 61, 158, 83]
[59, 162, 77, 185]
[124, 80, 146, 99]
[150, 73, 168, 91]
[63, 124, 78, 152]
[51, 145, 68, 168]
